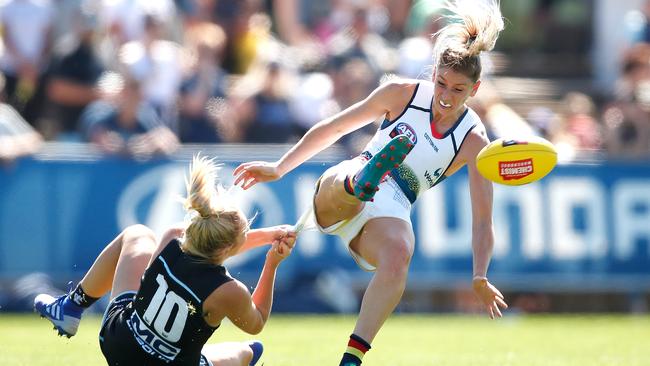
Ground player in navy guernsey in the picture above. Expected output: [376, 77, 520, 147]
[35, 155, 296, 366]
[233, 1, 508, 365]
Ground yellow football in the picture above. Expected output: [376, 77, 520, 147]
[476, 136, 558, 186]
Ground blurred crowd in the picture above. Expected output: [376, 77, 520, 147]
[0, 0, 649, 162]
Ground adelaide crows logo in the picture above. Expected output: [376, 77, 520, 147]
[389, 123, 417, 144]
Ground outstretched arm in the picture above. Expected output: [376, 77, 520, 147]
[236, 225, 297, 255]
[233, 81, 412, 189]
[463, 128, 508, 319]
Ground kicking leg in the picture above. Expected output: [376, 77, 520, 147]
[315, 134, 413, 228]
[34, 224, 157, 337]
[338, 217, 415, 365]
[314, 158, 366, 228]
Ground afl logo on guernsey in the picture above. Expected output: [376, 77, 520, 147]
[389, 123, 417, 144]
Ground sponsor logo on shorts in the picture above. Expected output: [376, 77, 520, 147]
[389, 123, 417, 144]
[499, 159, 534, 180]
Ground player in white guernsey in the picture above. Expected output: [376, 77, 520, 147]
[234, 1, 508, 365]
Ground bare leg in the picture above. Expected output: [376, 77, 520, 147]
[316, 134, 413, 228]
[314, 158, 365, 228]
[78, 224, 157, 299]
[202, 342, 254, 366]
[348, 217, 415, 343]
[34, 224, 158, 337]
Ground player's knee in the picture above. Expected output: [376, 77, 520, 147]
[122, 224, 156, 248]
[123, 224, 155, 239]
[317, 170, 341, 195]
[378, 240, 412, 277]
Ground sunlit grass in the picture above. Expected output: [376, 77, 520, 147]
[1, 314, 648, 366]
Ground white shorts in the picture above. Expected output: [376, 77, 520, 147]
[297, 175, 412, 271]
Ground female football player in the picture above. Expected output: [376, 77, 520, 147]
[35, 155, 296, 366]
[233, 1, 508, 364]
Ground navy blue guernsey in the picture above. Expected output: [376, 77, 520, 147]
[128, 239, 233, 365]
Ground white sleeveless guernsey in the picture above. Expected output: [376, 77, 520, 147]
[362, 80, 481, 203]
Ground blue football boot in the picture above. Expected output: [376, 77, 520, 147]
[248, 340, 264, 366]
[34, 293, 83, 338]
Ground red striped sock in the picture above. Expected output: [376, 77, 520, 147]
[343, 175, 355, 195]
[340, 334, 371, 365]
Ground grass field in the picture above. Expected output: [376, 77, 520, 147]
[1, 313, 649, 365]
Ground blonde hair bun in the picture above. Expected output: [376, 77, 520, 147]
[432, 0, 504, 79]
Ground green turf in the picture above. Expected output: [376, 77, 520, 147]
[1, 313, 648, 366]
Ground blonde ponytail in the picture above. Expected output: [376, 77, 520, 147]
[183, 155, 249, 263]
[432, 0, 504, 81]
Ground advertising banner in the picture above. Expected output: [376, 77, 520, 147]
[1, 156, 649, 292]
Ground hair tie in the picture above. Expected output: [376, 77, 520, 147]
[200, 212, 219, 219]
[185, 208, 219, 223]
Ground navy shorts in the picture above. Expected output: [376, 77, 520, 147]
[98, 292, 212, 366]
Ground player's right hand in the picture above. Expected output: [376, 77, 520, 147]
[233, 161, 282, 189]
[267, 240, 293, 265]
[472, 276, 508, 319]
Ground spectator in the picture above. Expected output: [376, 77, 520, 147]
[396, 36, 433, 79]
[100, 0, 177, 45]
[236, 61, 299, 143]
[382, 0, 413, 42]
[51, 0, 92, 42]
[224, 3, 268, 75]
[602, 101, 650, 159]
[0, 0, 55, 123]
[467, 80, 534, 141]
[285, 70, 338, 138]
[188, 0, 267, 74]
[326, 4, 395, 76]
[397, 1, 449, 79]
[41, 7, 105, 140]
[550, 92, 602, 161]
[615, 43, 650, 102]
[561, 92, 602, 150]
[527, 106, 558, 140]
[80, 77, 178, 159]
[118, 14, 183, 127]
[271, 0, 332, 47]
[177, 22, 229, 143]
[331, 58, 378, 154]
[0, 72, 42, 163]
[627, 0, 650, 44]
[404, 0, 447, 37]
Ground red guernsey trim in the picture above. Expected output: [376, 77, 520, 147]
[430, 120, 444, 139]
[348, 338, 370, 353]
